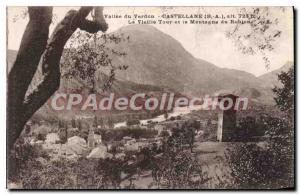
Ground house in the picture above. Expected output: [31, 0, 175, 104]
[68, 136, 86, 146]
[45, 133, 60, 144]
[58, 144, 80, 159]
[66, 136, 88, 155]
[154, 124, 165, 132]
[87, 145, 112, 159]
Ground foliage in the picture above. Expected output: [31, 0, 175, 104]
[224, 65, 295, 188]
[58, 128, 68, 144]
[225, 117, 294, 189]
[201, 124, 217, 141]
[169, 116, 176, 121]
[58, 119, 64, 129]
[159, 130, 170, 138]
[101, 127, 157, 142]
[33, 125, 49, 138]
[77, 119, 82, 130]
[37, 133, 46, 141]
[20, 158, 75, 189]
[226, 7, 285, 68]
[96, 158, 125, 188]
[14, 151, 128, 189]
[107, 117, 114, 129]
[225, 116, 294, 188]
[97, 117, 104, 128]
[73, 157, 126, 189]
[93, 115, 98, 127]
[71, 118, 76, 128]
[164, 112, 168, 119]
[61, 31, 128, 92]
[273, 67, 294, 120]
[8, 143, 49, 183]
[168, 121, 197, 152]
[236, 115, 271, 140]
[149, 147, 210, 189]
[126, 119, 140, 126]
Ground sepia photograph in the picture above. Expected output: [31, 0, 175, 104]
[6, 5, 295, 190]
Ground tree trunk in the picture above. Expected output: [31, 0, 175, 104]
[7, 6, 108, 151]
[7, 7, 53, 151]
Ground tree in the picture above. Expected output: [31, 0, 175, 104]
[93, 116, 98, 128]
[184, 127, 195, 153]
[58, 119, 64, 129]
[164, 112, 168, 120]
[71, 117, 76, 128]
[107, 117, 114, 129]
[227, 7, 285, 68]
[167, 122, 196, 153]
[149, 148, 209, 189]
[273, 67, 294, 121]
[98, 117, 104, 128]
[224, 67, 295, 189]
[77, 119, 82, 130]
[58, 128, 68, 144]
[126, 119, 140, 126]
[225, 117, 294, 189]
[7, 7, 108, 150]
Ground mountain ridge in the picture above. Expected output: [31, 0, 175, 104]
[6, 24, 293, 103]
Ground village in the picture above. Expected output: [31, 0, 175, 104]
[21, 107, 209, 162]
[12, 94, 257, 188]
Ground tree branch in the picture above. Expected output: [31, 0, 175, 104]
[8, 6, 109, 149]
[23, 6, 108, 119]
[78, 6, 108, 33]
[79, 19, 108, 33]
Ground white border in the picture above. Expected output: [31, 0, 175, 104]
[0, 0, 298, 194]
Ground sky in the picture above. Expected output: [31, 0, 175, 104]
[7, 6, 294, 76]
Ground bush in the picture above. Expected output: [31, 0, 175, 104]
[126, 119, 140, 126]
[8, 143, 49, 183]
[13, 153, 127, 189]
[58, 128, 68, 144]
[37, 133, 46, 141]
[101, 127, 157, 142]
[225, 116, 294, 189]
[150, 149, 209, 189]
[237, 115, 271, 140]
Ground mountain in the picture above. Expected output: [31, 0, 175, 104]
[258, 61, 294, 88]
[7, 24, 293, 104]
[7, 47, 168, 120]
[60, 72, 165, 95]
[107, 25, 265, 96]
[6, 49, 165, 96]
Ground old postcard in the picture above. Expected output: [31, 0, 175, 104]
[7, 6, 294, 189]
